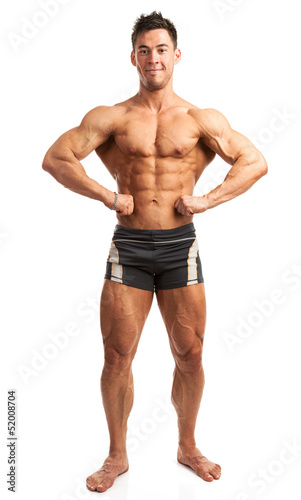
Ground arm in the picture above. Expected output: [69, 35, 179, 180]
[174, 108, 268, 215]
[42, 106, 133, 214]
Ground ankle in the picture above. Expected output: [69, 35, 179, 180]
[109, 448, 128, 458]
[178, 440, 196, 451]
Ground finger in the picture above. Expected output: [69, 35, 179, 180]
[175, 202, 183, 212]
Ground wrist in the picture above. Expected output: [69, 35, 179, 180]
[101, 188, 116, 208]
[110, 192, 118, 210]
[196, 194, 212, 212]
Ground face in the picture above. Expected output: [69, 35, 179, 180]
[131, 29, 181, 91]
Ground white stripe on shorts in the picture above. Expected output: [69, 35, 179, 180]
[109, 240, 123, 284]
[113, 237, 196, 244]
[187, 238, 199, 285]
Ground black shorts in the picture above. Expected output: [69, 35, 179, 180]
[104, 222, 204, 291]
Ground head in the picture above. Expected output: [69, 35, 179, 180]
[131, 11, 181, 91]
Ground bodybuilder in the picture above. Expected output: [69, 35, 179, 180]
[42, 12, 268, 493]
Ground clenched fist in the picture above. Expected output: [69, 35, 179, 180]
[174, 194, 209, 215]
[106, 192, 134, 216]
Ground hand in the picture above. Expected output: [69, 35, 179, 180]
[108, 192, 134, 215]
[174, 195, 209, 215]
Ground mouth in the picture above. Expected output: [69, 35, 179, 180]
[146, 69, 163, 73]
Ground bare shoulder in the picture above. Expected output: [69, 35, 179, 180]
[171, 98, 230, 135]
[81, 104, 126, 131]
[188, 107, 231, 137]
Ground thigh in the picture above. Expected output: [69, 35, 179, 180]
[100, 279, 154, 356]
[156, 283, 206, 355]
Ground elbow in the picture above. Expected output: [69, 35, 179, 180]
[42, 160, 64, 184]
[42, 154, 63, 180]
[242, 149, 268, 179]
[42, 162, 52, 174]
[258, 154, 268, 178]
[41, 154, 74, 186]
[253, 151, 268, 179]
[42, 154, 55, 174]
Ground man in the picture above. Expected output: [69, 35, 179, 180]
[42, 11, 267, 492]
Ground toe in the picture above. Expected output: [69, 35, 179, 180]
[96, 477, 114, 493]
[86, 480, 96, 491]
[203, 473, 214, 482]
[96, 481, 111, 492]
[212, 465, 221, 479]
[96, 484, 107, 492]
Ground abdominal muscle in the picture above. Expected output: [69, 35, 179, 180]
[115, 165, 196, 230]
[99, 144, 209, 230]
[116, 191, 194, 229]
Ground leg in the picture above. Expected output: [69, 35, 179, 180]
[156, 283, 221, 482]
[87, 280, 153, 492]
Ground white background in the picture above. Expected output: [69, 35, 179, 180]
[1, 0, 301, 499]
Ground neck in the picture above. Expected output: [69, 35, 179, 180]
[135, 79, 178, 113]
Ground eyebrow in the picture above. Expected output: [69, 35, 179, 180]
[137, 44, 169, 49]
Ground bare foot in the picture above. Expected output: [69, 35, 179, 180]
[86, 454, 129, 492]
[177, 445, 221, 482]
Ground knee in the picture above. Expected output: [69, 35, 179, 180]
[175, 343, 203, 374]
[103, 345, 135, 376]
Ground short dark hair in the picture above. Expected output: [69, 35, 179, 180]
[131, 11, 178, 51]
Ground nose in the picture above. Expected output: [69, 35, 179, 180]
[147, 50, 160, 65]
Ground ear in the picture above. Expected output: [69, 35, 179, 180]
[131, 51, 136, 67]
[174, 48, 181, 65]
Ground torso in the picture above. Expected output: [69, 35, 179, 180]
[95, 96, 215, 229]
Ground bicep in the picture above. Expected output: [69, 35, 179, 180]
[44, 106, 115, 163]
[197, 108, 259, 165]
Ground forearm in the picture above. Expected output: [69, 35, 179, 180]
[203, 152, 268, 210]
[42, 155, 114, 207]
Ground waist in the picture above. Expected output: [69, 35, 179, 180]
[112, 222, 196, 243]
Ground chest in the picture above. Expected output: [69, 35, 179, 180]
[114, 112, 200, 158]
